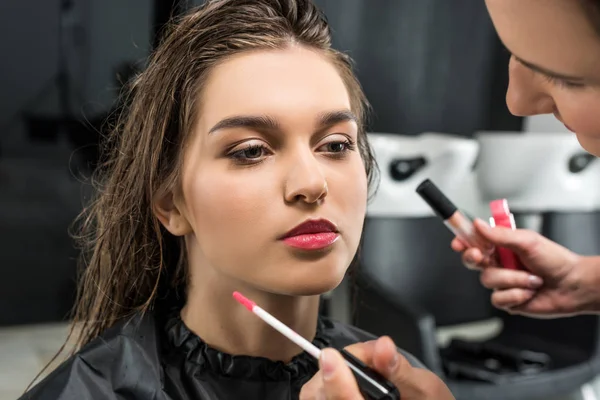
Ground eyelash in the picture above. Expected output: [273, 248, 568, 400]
[505, 50, 585, 90]
[540, 74, 585, 90]
[227, 138, 357, 166]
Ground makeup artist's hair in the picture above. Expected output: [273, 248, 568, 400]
[51, 0, 377, 362]
[580, 0, 600, 35]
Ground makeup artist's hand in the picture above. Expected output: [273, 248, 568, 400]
[299, 336, 454, 400]
[451, 219, 599, 317]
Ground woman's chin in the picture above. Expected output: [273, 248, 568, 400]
[245, 255, 352, 297]
[271, 273, 345, 296]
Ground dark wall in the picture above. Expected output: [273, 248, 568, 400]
[316, 0, 521, 136]
[0, 0, 151, 326]
[0, 0, 151, 154]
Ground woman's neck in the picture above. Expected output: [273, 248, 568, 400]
[181, 268, 321, 363]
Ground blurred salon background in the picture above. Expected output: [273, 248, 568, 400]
[1, 1, 599, 399]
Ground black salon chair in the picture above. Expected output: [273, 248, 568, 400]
[352, 215, 600, 400]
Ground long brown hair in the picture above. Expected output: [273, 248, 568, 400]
[64, 0, 378, 359]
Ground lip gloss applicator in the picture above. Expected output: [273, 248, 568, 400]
[232, 291, 400, 400]
[416, 178, 494, 256]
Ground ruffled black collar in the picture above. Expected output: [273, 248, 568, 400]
[164, 313, 331, 381]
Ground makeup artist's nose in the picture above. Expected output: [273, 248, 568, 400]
[284, 153, 328, 204]
[506, 56, 555, 117]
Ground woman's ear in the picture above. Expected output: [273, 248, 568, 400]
[154, 191, 193, 236]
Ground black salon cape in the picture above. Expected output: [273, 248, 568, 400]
[20, 312, 425, 400]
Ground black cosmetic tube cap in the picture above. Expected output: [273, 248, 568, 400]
[415, 179, 457, 220]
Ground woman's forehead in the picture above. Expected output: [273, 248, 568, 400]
[196, 47, 352, 133]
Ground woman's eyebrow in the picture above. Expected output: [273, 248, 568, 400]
[317, 109, 357, 127]
[208, 115, 280, 135]
[208, 109, 357, 135]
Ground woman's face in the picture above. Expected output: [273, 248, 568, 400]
[173, 46, 367, 296]
[486, 0, 600, 155]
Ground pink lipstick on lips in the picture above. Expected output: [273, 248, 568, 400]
[279, 218, 339, 250]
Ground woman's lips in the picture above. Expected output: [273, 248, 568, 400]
[280, 218, 339, 250]
[282, 232, 340, 250]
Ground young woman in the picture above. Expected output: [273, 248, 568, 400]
[452, 0, 600, 319]
[20, 1, 453, 399]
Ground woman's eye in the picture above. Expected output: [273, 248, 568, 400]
[318, 139, 356, 156]
[228, 144, 270, 165]
[325, 142, 348, 152]
[240, 146, 264, 159]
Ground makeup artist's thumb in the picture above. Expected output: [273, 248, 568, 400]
[319, 348, 361, 399]
[473, 218, 532, 252]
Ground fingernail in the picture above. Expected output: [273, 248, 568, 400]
[389, 353, 398, 372]
[476, 219, 490, 230]
[466, 263, 481, 271]
[529, 275, 543, 288]
[320, 349, 336, 381]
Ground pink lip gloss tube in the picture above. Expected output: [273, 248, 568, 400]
[416, 179, 494, 256]
[489, 199, 525, 270]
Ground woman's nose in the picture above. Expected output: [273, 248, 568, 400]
[506, 56, 555, 117]
[283, 152, 328, 205]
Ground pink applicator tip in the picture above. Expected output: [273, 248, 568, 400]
[233, 291, 256, 311]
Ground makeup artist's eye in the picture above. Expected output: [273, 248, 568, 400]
[227, 143, 271, 165]
[541, 74, 585, 90]
[510, 54, 586, 90]
[317, 136, 356, 159]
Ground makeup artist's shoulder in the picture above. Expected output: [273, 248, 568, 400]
[322, 319, 427, 369]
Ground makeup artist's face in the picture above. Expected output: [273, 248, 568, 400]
[486, 0, 600, 156]
[178, 46, 367, 295]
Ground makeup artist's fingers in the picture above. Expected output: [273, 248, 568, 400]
[299, 370, 328, 400]
[462, 247, 485, 269]
[371, 336, 408, 377]
[452, 235, 499, 270]
[302, 338, 455, 400]
[334, 340, 377, 366]
[473, 219, 537, 250]
[480, 267, 544, 290]
[451, 237, 467, 252]
[319, 348, 362, 400]
[299, 340, 378, 400]
[491, 288, 536, 309]
[370, 337, 455, 399]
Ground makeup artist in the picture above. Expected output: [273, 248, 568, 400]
[452, 0, 600, 319]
